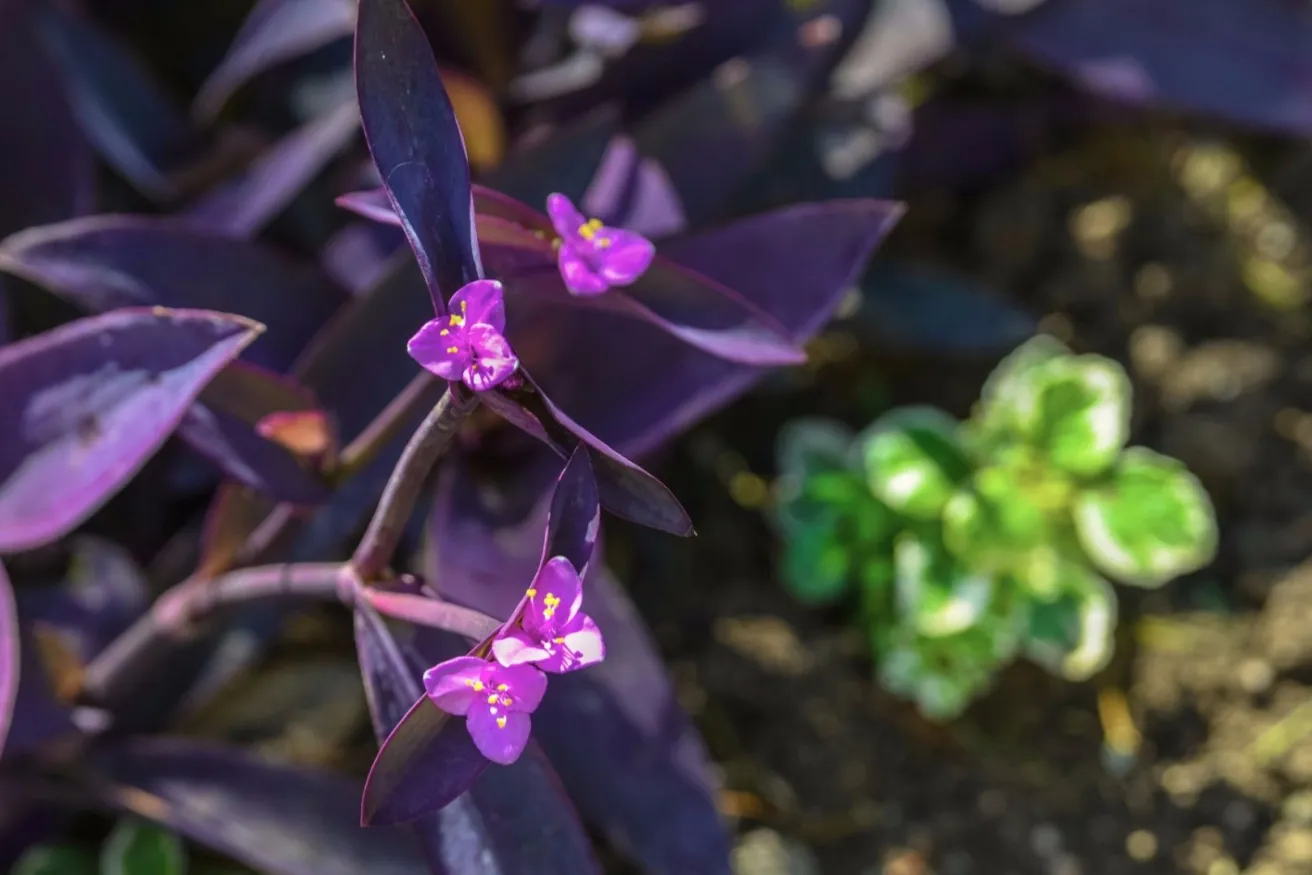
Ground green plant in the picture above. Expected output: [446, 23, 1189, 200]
[15, 819, 186, 875]
[773, 336, 1218, 719]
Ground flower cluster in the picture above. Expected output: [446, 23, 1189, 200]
[422, 556, 605, 764]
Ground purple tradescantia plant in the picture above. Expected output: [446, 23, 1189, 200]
[547, 193, 655, 296]
[424, 657, 547, 764]
[407, 279, 519, 391]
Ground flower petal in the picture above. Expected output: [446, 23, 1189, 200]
[526, 555, 583, 636]
[539, 613, 606, 674]
[597, 228, 654, 287]
[464, 324, 519, 392]
[450, 279, 506, 332]
[491, 662, 548, 712]
[558, 242, 610, 297]
[546, 193, 587, 240]
[422, 656, 488, 715]
[467, 706, 532, 765]
[408, 317, 470, 381]
[492, 627, 553, 667]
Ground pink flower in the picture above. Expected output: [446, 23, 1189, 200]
[407, 279, 518, 391]
[423, 657, 547, 765]
[547, 193, 654, 297]
[492, 556, 605, 674]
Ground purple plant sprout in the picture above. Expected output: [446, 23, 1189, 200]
[493, 556, 605, 674]
[423, 656, 548, 765]
[407, 279, 519, 392]
[547, 193, 655, 297]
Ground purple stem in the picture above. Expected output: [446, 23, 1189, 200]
[336, 372, 444, 479]
[351, 384, 478, 580]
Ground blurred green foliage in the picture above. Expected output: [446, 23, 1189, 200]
[772, 336, 1218, 719]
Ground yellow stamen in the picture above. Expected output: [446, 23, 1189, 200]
[446, 346, 459, 354]
[496, 716, 507, 729]
[525, 587, 537, 598]
[487, 693, 499, 704]
[449, 315, 465, 327]
[577, 218, 604, 241]
[496, 684, 509, 692]
[440, 328, 449, 336]
[466, 679, 484, 691]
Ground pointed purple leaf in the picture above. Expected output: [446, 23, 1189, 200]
[0, 561, 16, 758]
[428, 470, 728, 875]
[183, 362, 330, 504]
[356, 605, 601, 872]
[195, 0, 358, 121]
[321, 221, 406, 295]
[7, 536, 149, 758]
[518, 200, 902, 459]
[356, 0, 481, 311]
[33, 1, 203, 201]
[539, 446, 601, 574]
[0, 4, 92, 239]
[483, 374, 692, 536]
[0, 308, 263, 553]
[355, 603, 491, 825]
[85, 738, 429, 875]
[336, 188, 404, 227]
[187, 100, 361, 238]
[0, 216, 347, 372]
[1002, 0, 1312, 136]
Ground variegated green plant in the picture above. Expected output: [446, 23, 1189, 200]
[771, 336, 1218, 720]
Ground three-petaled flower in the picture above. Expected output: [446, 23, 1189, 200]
[423, 555, 607, 765]
[493, 556, 605, 673]
[547, 193, 655, 297]
[424, 658, 547, 765]
[407, 279, 519, 391]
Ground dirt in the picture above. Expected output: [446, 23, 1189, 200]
[610, 116, 1312, 874]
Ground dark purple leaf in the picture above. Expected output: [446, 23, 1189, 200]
[0, 216, 347, 373]
[0, 561, 16, 757]
[584, 139, 687, 239]
[356, 604, 602, 873]
[183, 362, 330, 504]
[84, 738, 429, 875]
[1000, 0, 1312, 135]
[517, 200, 902, 459]
[0, 4, 92, 239]
[858, 260, 1037, 354]
[539, 446, 600, 572]
[195, 0, 357, 121]
[356, 0, 481, 311]
[0, 308, 262, 553]
[7, 537, 149, 757]
[336, 188, 401, 227]
[33, 1, 202, 201]
[321, 221, 406, 295]
[483, 375, 692, 536]
[187, 101, 361, 238]
[355, 603, 490, 826]
[428, 469, 728, 875]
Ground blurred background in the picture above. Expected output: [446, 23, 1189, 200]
[5, 0, 1312, 873]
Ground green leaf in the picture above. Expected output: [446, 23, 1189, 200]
[15, 846, 97, 875]
[1019, 354, 1132, 477]
[1023, 565, 1117, 680]
[774, 418, 861, 535]
[893, 531, 995, 637]
[862, 407, 968, 519]
[101, 819, 186, 875]
[776, 418, 854, 480]
[975, 335, 1070, 434]
[1073, 448, 1218, 587]
[781, 517, 852, 605]
[942, 466, 1054, 571]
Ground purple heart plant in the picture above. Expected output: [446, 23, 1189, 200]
[0, 0, 900, 873]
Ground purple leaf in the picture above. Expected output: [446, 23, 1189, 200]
[7, 537, 149, 757]
[483, 375, 692, 536]
[0, 561, 17, 758]
[84, 737, 430, 875]
[355, 603, 491, 825]
[581, 137, 687, 239]
[1000, 0, 1312, 135]
[356, 0, 481, 312]
[518, 200, 903, 459]
[321, 222, 406, 295]
[0, 308, 263, 553]
[0, 4, 92, 239]
[32, 0, 202, 201]
[187, 100, 361, 238]
[195, 0, 358, 121]
[428, 468, 728, 875]
[0, 216, 347, 373]
[336, 188, 402, 227]
[183, 362, 330, 504]
[355, 605, 602, 873]
[539, 446, 600, 574]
